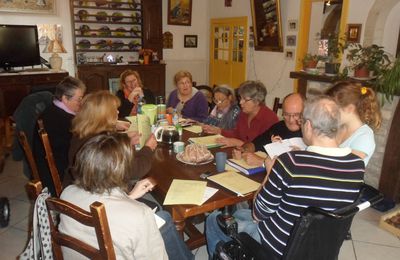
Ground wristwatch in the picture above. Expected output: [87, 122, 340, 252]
[262, 159, 266, 169]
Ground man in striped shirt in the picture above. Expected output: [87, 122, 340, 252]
[206, 96, 365, 258]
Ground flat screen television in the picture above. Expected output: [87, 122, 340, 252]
[0, 24, 41, 71]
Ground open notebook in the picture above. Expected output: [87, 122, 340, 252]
[263, 137, 306, 158]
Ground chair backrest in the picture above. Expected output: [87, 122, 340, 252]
[46, 197, 116, 260]
[18, 130, 40, 181]
[37, 119, 63, 197]
[26, 180, 43, 201]
[273, 97, 282, 114]
[195, 85, 214, 112]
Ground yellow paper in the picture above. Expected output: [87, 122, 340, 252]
[207, 171, 260, 196]
[188, 134, 224, 148]
[230, 151, 268, 169]
[163, 179, 207, 206]
[184, 125, 203, 134]
[125, 115, 151, 149]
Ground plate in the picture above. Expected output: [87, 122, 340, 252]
[176, 152, 214, 165]
[349, 76, 376, 81]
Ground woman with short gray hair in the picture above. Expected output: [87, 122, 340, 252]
[203, 81, 278, 147]
[203, 85, 240, 130]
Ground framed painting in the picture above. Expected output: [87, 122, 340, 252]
[168, 0, 192, 26]
[347, 24, 362, 43]
[250, 0, 283, 52]
[184, 35, 197, 48]
[0, 0, 56, 14]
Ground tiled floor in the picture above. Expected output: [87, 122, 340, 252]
[1, 155, 399, 260]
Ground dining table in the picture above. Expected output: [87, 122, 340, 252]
[146, 129, 267, 249]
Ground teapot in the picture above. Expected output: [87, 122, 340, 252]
[154, 126, 179, 144]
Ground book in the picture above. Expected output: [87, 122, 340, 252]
[226, 151, 268, 175]
[163, 179, 207, 206]
[188, 134, 224, 148]
[263, 137, 306, 158]
[207, 171, 260, 196]
[125, 115, 151, 149]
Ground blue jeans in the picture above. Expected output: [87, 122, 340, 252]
[157, 210, 194, 260]
[205, 209, 260, 257]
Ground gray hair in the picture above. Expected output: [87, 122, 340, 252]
[54, 76, 86, 101]
[213, 85, 236, 102]
[237, 81, 267, 104]
[302, 95, 341, 138]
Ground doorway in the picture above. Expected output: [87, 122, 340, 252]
[209, 17, 247, 89]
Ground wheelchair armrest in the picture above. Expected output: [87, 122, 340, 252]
[233, 232, 271, 260]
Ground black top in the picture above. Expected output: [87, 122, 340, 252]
[116, 88, 155, 118]
[252, 120, 303, 152]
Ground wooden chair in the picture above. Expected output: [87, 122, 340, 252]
[18, 130, 41, 181]
[46, 197, 116, 260]
[26, 180, 43, 201]
[273, 97, 283, 114]
[37, 119, 63, 197]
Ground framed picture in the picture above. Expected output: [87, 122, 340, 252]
[250, 0, 283, 52]
[347, 24, 362, 43]
[286, 35, 297, 47]
[288, 19, 298, 32]
[184, 35, 197, 48]
[0, 0, 56, 14]
[168, 0, 192, 26]
[285, 49, 295, 60]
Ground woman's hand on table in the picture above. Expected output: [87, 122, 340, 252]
[216, 137, 243, 148]
[242, 152, 264, 167]
[202, 124, 221, 135]
[145, 134, 157, 151]
[232, 147, 243, 160]
[128, 178, 155, 200]
[116, 120, 130, 131]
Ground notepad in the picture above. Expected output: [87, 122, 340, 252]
[184, 125, 203, 134]
[163, 179, 207, 206]
[227, 151, 268, 175]
[207, 171, 260, 196]
[188, 134, 224, 148]
[263, 137, 306, 158]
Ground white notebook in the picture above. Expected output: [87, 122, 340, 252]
[263, 137, 306, 158]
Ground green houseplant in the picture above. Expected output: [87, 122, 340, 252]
[302, 53, 322, 70]
[345, 43, 390, 78]
[376, 57, 400, 102]
[325, 34, 346, 75]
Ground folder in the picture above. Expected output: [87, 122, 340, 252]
[207, 171, 260, 196]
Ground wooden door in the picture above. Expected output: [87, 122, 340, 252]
[210, 17, 247, 88]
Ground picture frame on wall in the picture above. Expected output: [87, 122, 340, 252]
[0, 0, 56, 14]
[184, 35, 197, 48]
[168, 0, 192, 26]
[347, 24, 362, 43]
[288, 19, 298, 32]
[286, 35, 297, 47]
[285, 49, 295, 60]
[250, 0, 283, 52]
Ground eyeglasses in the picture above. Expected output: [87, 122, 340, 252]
[283, 112, 302, 120]
[125, 79, 137, 85]
[68, 96, 83, 103]
[239, 97, 253, 103]
[213, 98, 227, 104]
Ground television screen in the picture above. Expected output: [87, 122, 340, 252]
[0, 24, 41, 70]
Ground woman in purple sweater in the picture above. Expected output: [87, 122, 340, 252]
[166, 70, 208, 122]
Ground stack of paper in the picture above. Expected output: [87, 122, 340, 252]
[227, 151, 268, 175]
[207, 171, 260, 196]
[263, 137, 306, 158]
[188, 134, 224, 148]
[163, 179, 208, 206]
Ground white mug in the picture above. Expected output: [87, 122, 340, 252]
[173, 141, 185, 153]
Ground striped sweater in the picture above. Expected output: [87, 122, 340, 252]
[254, 148, 365, 257]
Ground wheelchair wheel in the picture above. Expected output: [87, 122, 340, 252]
[0, 197, 10, 227]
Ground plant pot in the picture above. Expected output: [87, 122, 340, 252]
[354, 66, 370, 78]
[305, 60, 318, 69]
[143, 55, 150, 65]
[325, 62, 340, 75]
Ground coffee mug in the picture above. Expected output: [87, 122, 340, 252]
[215, 152, 227, 172]
[173, 141, 185, 153]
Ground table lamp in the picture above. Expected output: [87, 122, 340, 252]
[43, 39, 67, 71]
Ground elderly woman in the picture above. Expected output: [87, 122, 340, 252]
[203, 85, 240, 130]
[33, 76, 86, 195]
[60, 133, 194, 260]
[116, 70, 155, 118]
[166, 70, 208, 122]
[68, 90, 156, 181]
[203, 81, 278, 147]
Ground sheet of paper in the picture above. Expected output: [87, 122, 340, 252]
[125, 115, 151, 148]
[263, 137, 306, 158]
[207, 171, 260, 196]
[189, 134, 224, 148]
[201, 187, 219, 204]
[163, 179, 207, 206]
[184, 125, 203, 134]
[152, 208, 166, 229]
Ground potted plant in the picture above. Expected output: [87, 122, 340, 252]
[345, 43, 390, 78]
[139, 48, 153, 64]
[302, 53, 322, 72]
[324, 34, 346, 75]
[376, 57, 400, 102]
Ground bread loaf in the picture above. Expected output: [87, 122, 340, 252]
[181, 143, 212, 163]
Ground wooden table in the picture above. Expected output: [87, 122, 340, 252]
[147, 131, 266, 249]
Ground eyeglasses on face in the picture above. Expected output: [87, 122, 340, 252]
[282, 112, 302, 120]
[68, 96, 83, 103]
[239, 96, 253, 103]
[213, 98, 227, 104]
[125, 79, 137, 85]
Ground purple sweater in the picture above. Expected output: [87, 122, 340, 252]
[167, 89, 208, 122]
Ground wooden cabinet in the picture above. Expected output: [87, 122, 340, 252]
[77, 63, 165, 97]
[142, 0, 163, 59]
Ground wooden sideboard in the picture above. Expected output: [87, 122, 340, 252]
[0, 70, 68, 172]
[77, 63, 166, 96]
